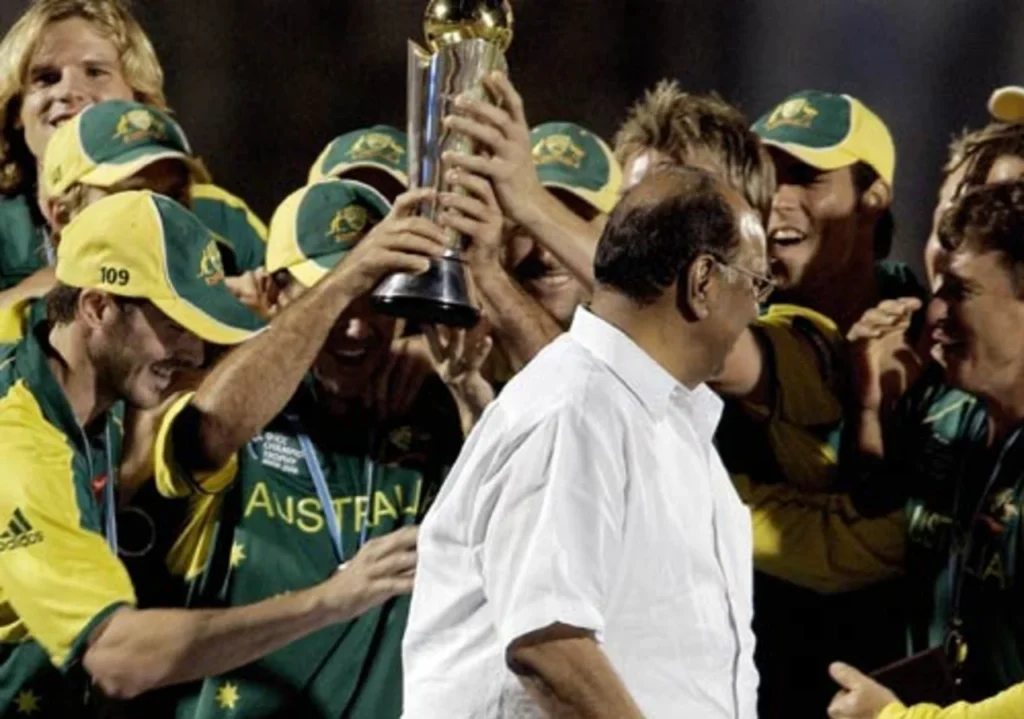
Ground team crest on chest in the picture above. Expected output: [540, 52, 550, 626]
[532, 134, 586, 169]
[256, 431, 306, 476]
[348, 132, 405, 165]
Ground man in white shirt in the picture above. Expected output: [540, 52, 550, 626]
[402, 166, 770, 718]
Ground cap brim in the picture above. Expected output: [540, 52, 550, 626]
[760, 138, 862, 173]
[989, 86, 1024, 123]
[323, 161, 409, 187]
[541, 180, 616, 215]
[286, 252, 343, 289]
[80, 149, 204, 189]
[151, 288, 264, 346]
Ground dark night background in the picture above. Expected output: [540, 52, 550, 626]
[4, 0, 1024, 277]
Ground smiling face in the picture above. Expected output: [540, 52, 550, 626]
[930, 247, 1024, 400]
[89, 297, 204, 410]
[505, 189, 598, 326]
[765, 149, 864, 302]
[18, 17, 134, 165]
[311, 294, 399, 401]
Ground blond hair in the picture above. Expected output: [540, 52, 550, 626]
[0, 0, 167, 196]
[614, 80, 775, 222]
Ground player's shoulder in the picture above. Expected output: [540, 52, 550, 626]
[190, 182, 250, 209]
[191, 184, 267, 234]
[757, 303, 844, 383]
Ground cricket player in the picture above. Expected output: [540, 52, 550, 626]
[151, 179, 474, 718]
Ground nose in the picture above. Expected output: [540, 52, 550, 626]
[770, 183, 802, 217]
[345, 318, 372, 341]
[51, 68, 91, 112]
[927, 294, 949, 328]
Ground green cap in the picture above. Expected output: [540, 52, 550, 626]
[44, 100, 209, 198]
[307, 125, 409, 187]
[752, 90, 895, 186]
[267, 179, 392, 288]
[530, 122, 622, 214]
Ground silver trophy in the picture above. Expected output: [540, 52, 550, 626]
[371, 0, 514, 329]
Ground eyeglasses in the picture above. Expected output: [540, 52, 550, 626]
[715, 259, 776, 303]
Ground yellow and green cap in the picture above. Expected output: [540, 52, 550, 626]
[752, 90, 895, 186]
[56, 191, 264, 345]
[267, 179, 391, 288]
[530, 122, 622, 214]
[989, 86, 1024, 123]
[307, 125, 409, 186]
[44, 99, 208, 198]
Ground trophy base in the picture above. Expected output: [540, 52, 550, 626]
[371, 254, 481, 329]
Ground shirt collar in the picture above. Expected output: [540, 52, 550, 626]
[16, 322, 92, 453]
[569, 306, 680, 418]
[569, 307, 725, 435]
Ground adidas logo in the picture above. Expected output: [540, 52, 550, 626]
[0, 509, 43, 552]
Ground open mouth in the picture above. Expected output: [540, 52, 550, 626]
[327, 345, 372, 365]
[48, 110, 78, 129]
[769, 228, 807, 247]
[932, 327, 966, 357]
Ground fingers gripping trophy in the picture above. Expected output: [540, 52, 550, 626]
[371, 0, 513, 329]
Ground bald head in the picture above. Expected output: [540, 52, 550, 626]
[594, 166, 759, 305]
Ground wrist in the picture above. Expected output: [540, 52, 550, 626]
[507, 182, 551, 230]
[308, 572, 356, 624]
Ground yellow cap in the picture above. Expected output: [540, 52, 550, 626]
[57, 191, 264, 345]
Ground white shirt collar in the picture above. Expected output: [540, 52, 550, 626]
[569, 307, 675, 418]
[569, 307, 724, 436]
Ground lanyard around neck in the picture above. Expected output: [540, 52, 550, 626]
[103, 422, 117, 554]
[78, 417, 117, 555]
[289, 415, 377, 566]
[945, 420, 1024, 667]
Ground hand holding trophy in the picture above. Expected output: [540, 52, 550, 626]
[371, 0, 514, 329]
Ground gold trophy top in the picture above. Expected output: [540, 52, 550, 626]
[424, 0, 514, 51]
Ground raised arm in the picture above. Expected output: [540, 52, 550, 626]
[442, 167, 564, 370]
[174, 190, 447, 474]
[443, 72, 601, 288]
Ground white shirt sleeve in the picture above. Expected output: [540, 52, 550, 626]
[481, 407, 626, 652]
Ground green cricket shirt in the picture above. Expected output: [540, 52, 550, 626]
[155, 376, 462, 718]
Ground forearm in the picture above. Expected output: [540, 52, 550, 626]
[84, 584, 338, 699]
[735, 474, 905, 592]
[510, 632, 643, 719]
[474, 266, 563, 371]
[449, 375, 494, 436]
[186, 272, 357, 469]
[855, 407, 886, 459]
[0, 271, 54, 311]
[879, 680, 1024, 719]
[516, 190, 601, 290]
[708, 329, 768, 403]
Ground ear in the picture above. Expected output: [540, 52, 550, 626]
[860, 177, 892, 215]
[77, 289, 120, 331]
[43, 196, 71, 231]
[681, 254, 718, 321]
[259, 270, 283, 316]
